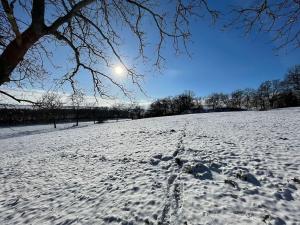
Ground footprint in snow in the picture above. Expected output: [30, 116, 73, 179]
[274, 188, 294, 201]
[236, 171, 261, 186]
[161, 155, 173, 161]
[224, 179, 240, 190]
[183, 163, 213, 180]
[150, 154, 163, 165]
[263, 215, 287, 225]
[153, 153, 163, 159]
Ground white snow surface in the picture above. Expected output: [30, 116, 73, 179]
[0, 122, 93, 140]
[0, 108, 300, 225]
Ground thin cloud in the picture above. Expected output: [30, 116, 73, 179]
[0, 88, 152, 108]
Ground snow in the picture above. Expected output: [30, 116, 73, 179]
[0, 122, 93, 140]
[0, 108, 300, 225]
[0, 120, 130, 140]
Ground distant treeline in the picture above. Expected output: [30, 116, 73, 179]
[0, 106, 140, 126]
[0, 64, 299, 126]
[148, 64, 300, 117]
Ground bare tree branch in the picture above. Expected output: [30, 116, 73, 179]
[0, 89, 36, 104]
[1, 0, 21, 44]
[226, 0, 300, 50]
[47, 0, 95, 32]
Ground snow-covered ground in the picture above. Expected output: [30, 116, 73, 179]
[0, 119, 130, 140]
[0, 108, 299, 225]
[0, 122, 93, 140]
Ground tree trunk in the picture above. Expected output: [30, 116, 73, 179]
[53, 118, 56, 128]
[76, 110, 79, 126]
[0, 26, 43, 85]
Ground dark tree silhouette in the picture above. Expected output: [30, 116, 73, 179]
[231, 89, 244, 109]
[174, 91, 195, 113]
[70, 90, 85, 126]
[242, 88, 256, 109]
[129, 103, 144, 119]
[205, 93, 219, 110]
[268, 80, 281, 108]
[205, 93, 228, 110]
[36, 92, 63, 128]
[284, 65, 300, 94]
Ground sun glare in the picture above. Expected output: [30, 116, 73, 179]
[114, 65, 125, 76]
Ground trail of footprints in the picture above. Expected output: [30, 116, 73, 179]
[157, 126, 187, 225]
[150, 127, 300, 225]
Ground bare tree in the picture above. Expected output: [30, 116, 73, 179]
[129, 103, 144, 119]
[242, 88, 256, 109]
[147, 91, 195, 117]
[174, 90, 195, 113]
[280, 65, 300, 106]
[256, 80, 282, 109]
[218, 93, 230, 108]
[268, 79, 281, 108]
[0, 0, 217, 102]
[284, 65, 300, 93]
[37, 92, 63, 128]
[111, 103, 126, 121]
[231, 89, 244, 109]
[205, 92, 228, 110]
[70, 89, 85, 126]
[257, 81, 273, 110]
[205, 93, 219, 110]
[193, 96, 203, 110]
[226, 0, 300, 50]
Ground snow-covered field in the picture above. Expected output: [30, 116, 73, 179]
[0, 119, 130, 140]
[0, 108, 299, 225]
[0, 122, 93, 140]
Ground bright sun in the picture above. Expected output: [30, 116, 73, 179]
[113, 65, 125, 76]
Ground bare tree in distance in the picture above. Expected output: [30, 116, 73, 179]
[111, 103, 126, 122]
[231, 89, 244, 109]
[284, 65, 300, 92]
[0, 0, 218, 102]
[268, 79, 281, 108]
[36, 92, 63, 128]
[242, 88, 256, 109]
[205, 93, 219, 110]
[129, 103, 144, 119]
[70, 90, 85, 126]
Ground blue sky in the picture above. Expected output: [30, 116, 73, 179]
[4, 1, 300, 105]
[142, 21, 300, 99]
